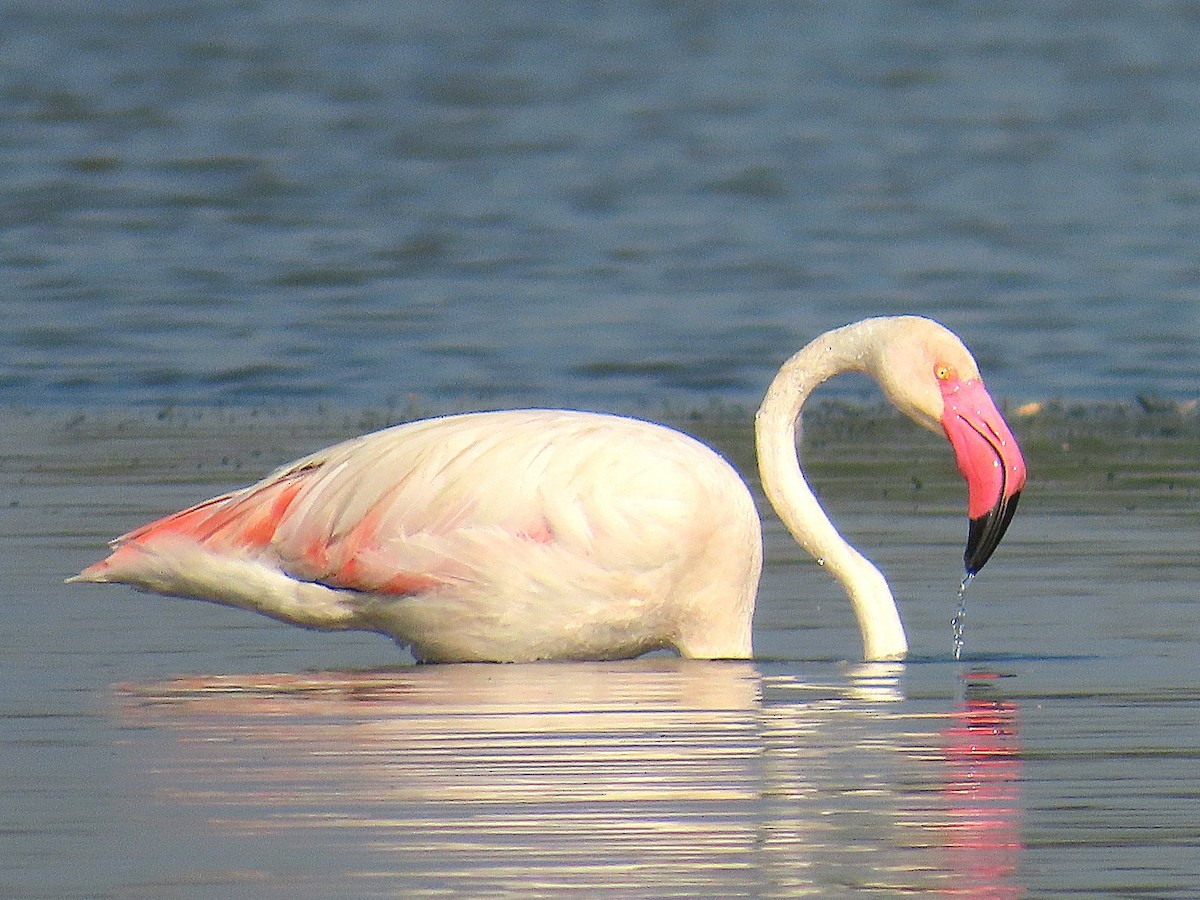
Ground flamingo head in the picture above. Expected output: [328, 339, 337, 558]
[871, 317, 1027, 575]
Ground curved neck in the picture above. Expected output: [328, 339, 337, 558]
[754, 321, 908, 661]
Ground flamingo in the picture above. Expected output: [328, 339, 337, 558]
[70, 316, 1026, 662]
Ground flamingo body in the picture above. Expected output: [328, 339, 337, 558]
[74, 411, 762, 662]
[73, 316, 1026, 662]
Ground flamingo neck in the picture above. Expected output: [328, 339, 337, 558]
[754, 321, 908, 661]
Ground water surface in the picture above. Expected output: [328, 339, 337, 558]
[4, 409, 1199, 897]
[3, 0, 1200, 411]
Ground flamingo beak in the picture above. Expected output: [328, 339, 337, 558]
[939, 377, 1027, 575]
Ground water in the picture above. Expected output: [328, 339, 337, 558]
[2, 1, 1200, 412]
[4, 1, 1200, 896]
[952, 573, 973, 660]
[5, 408, 1200, 897]
[103, 663, 1015, 898]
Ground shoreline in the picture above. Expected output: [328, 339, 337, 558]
[5, 398, 1197, 519]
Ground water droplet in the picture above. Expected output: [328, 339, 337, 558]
[952, 573, 974, 660]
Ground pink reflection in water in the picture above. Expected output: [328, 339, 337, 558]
[939, 674, 1023, 898]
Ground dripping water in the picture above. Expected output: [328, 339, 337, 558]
[952, 573, 974, 659]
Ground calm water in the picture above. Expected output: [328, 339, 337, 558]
[3, 1, 1200, 897]
[5, 410, 1200, 898]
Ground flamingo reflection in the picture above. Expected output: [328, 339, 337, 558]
[112, 662, 1024, 896]
[939, 674, 1023, 899]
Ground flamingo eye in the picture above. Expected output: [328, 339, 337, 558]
[935, 363, 955, 382]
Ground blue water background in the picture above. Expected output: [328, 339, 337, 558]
[3, 0, 1200, 411]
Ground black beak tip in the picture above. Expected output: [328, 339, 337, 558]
[964, 490, 1021, 575]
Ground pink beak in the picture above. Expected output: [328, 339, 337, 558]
[940, 377, 1027, 574]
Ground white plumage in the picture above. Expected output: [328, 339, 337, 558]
[73, 410, 761, 661]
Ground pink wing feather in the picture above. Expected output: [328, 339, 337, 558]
[80, 411, 709, 598]
[86, 452, 464, 596]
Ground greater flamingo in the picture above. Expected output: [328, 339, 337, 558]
[71, 316, 1026, 662]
